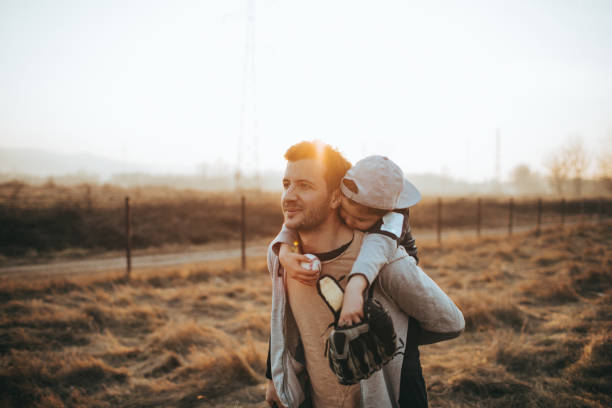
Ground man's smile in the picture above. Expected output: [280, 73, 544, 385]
[283, 206, 302, 216]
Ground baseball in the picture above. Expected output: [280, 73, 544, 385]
[301, 253, 321, 272]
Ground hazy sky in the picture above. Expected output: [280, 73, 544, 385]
[1, 0, 611, 181]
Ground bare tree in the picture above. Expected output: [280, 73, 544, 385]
[563, 136, 589, 197]
[597, 133, 612, 193]
[545, 154, 569, 196]
[545, 136, 590, 197]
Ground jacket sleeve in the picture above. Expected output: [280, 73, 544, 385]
[407, 317, 463, 345]
[270, 224, 299, 256]
[378, 251, 465, 338]
[266, 336, 272, 379]
[267, 242, 276, 278]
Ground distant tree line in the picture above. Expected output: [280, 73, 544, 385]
[510, 134, 612, 197]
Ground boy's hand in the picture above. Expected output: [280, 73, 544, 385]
[338, 275, 369, 326]
[279, 243, 320, 286]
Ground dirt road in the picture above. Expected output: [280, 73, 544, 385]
[0, 245, 269, 280]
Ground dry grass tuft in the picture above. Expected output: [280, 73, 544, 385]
[149, 322, 231, 354]
[144, 351, 182, 378]
[566, 331, 612, 395]
[457, 296, 530, 332]
[448, 366, 531, 400]
[519, 277, 580, 304]
[0, 350, 128, 407]
[83, 303, 167, 336]
[530, 249, 569, 267]
[495, 336, 583, 375]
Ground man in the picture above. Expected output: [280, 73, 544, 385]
[265, 141, 464, 407]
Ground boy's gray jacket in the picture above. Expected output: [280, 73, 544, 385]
[267, 236, 465, 408]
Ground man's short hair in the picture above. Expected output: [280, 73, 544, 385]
[284, 140, 352, 192]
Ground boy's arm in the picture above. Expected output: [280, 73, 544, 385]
[349, 233, 397, 285]
[398, 209, 419, 263]
[349, 211, 404, 285]
[339, 213, 403, 326]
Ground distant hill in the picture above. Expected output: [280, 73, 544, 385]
[0, 148, 153, 178]
[0, 147, 282, 191]
[0, 147, 536, 195]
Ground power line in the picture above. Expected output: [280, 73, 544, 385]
[496, 128, 501, 187]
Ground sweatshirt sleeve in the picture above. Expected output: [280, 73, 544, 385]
[349, 211, 405, 285]
[349, 232, 397, 285]
[378, 251, 465, 336]
[270, 224, 299, 256]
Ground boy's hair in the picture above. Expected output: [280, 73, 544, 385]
[343, 179, 388, 217]
[285, 140, 352, 193]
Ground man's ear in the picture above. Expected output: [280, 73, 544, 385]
[330, 189, 342, 210]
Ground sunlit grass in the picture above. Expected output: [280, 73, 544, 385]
[0, 223, 610, 407]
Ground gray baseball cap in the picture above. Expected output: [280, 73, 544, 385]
[340, 155, 421, 210]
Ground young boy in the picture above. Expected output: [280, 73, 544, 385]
[276, 155, 421, 327]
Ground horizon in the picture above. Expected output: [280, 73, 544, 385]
[2, 145, 608, 198]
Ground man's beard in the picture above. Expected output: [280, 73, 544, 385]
[283, 198, 331, 232]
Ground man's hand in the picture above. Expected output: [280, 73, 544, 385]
[265, 379, 286, 407]
[279, 243, 320, 286]
[338, 275, 369, 327]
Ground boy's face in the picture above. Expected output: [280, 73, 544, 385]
[339, 195, 381, 231]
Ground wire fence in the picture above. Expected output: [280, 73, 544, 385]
[1, 181, 611, 273]
[0, 182, 282, 260]
[410, 196, 610, 244]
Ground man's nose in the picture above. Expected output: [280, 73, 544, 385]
[283, 184, 298, 201]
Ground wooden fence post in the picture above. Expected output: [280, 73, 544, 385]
[476, 197, 482, 238]
[536, 198, 542, 236]
[84, 184, 92, 213]
[560, 198, 566, 227]
[125, 196, 132, 280]
[241, 195, 246, 271]
[508, 197, 514, 236]
[437, 197, 442, 244]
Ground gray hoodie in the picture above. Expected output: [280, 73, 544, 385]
[267, 231, 465, 408]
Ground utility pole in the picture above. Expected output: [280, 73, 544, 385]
[495, 128, 501, 192]
[235, 0, 260, 192]
[125, 197, 132, 280]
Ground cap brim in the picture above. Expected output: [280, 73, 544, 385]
[397, 178, 421, 208]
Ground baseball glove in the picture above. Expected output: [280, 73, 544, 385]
[317, 275, 399, 385]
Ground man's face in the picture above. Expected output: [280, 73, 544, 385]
[282, 159, 334, 231]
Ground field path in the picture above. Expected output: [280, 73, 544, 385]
[0, 221, 584, 280]
[0, 245, 268, 279]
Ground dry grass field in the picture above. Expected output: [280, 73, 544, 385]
[1, 222, 610, 407]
